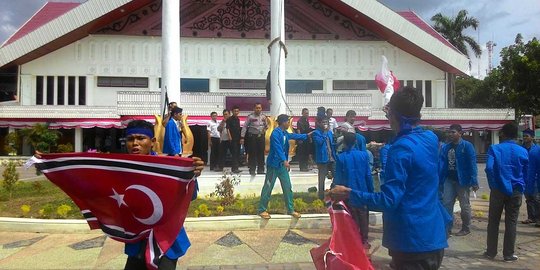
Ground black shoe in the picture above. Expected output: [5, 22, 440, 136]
[232, 170, 242, 174]
[454, 230, 470, 236]
[483, 251, 495, 260]
[503, 255, 518, 262]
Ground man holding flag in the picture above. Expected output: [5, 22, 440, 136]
[30, 120, 204, 270]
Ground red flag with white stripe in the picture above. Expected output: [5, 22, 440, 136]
[28, 152, 195, 269]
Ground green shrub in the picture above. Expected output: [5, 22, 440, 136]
[39, 203, 55, 218]
[197, 204, 211, 217]
[481, 193, 489, 200]
[307, 186, 318, 193]
[2, 160, 19, 199]
[216, 205, 224, 215]
[210, 172, 241, 206]
[293, 198, 309, 212]
[56, 204, 72, 218]
[56, 143, 74, 153]
[31, 181, 44, 193]
[20, 205, 31, 217]
[311, 199, 325, 211]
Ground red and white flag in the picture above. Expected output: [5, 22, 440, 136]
[27, 153, 195, 269]
[311, 201, 374, 270]
[375, 55, 400, 106]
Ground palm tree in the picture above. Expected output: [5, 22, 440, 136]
[431, 10, 482, 58]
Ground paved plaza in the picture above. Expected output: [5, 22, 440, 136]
[1, 164, 540, 269]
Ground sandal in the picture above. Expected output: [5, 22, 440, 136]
[521, 219, 534, 224]
[259, 211, 271, 219]
[289, 212, 302, 218]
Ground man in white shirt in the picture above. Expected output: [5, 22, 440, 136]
[207, 111, 221, 171]
[326, 108, 338, 132]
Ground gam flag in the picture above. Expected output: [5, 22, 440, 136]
[27, 152, 196, 269]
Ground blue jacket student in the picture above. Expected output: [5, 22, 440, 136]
[486, 140, 529, 196]
[266, 128, 308, 168]
[529, 146, 540, 194]
[348, 127, 449, 253]
[439, 139, 478, 187]
[312, 129, 336, 164]
[355, 132, 367, 151]
[334, 147, 374, 207]
[524, 144, 539, 195]
[163, 119, 182, 156]
[379, 143, 391, 183]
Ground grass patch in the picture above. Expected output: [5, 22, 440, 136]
[0, 180, 327, 219]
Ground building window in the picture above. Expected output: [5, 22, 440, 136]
[36, 76, 44, 105]
[97, 77, 149, 88]
[219, 79, 266, 89]
[46, 76, 54, 105]
[425, 80, 432, 107]
[79, 77, 86, 105]
[57, 76, 65, 105]
[68, 76, 76, 105]
[333, 80, 377, 90]
[286, 80, 323, 93]
[406, 80, 414, 87]
[35, 76, 86, 105]
[181, 78, 210, 92]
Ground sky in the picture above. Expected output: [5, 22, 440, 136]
[0, 0, 539, 77]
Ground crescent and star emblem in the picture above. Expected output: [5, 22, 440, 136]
[109, 185, 164, 225]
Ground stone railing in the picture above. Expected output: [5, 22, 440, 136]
[117, 91, 373, 116]
[0, 105, 119, 118]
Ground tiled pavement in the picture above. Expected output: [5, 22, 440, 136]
[2, 198, 540, 270]
[3, 163, 540, 269]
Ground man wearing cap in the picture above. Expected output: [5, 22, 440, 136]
[440, 124, 478, 237]
[522, 129, 539, 225]
[258, 114, 311, 219]
[241, 103, 268, 176]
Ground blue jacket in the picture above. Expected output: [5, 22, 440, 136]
[439, 139, 478, 187]
[267, 128, 308, 168]
[349, 127, 448, 253]
[528, 146, 540, 194]
[163, 119, 182, 155]
[524, 144, 539, 195]
[485, 140, 529, 196]
[379, 144, 391, 184]
[312, 128, 337, 164]
[334, 147, 374, 207]
[355, 133, 367, 151]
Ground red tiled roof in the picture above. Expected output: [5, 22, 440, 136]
[397, 11, 460, 53]
[2, 2, 80, 47]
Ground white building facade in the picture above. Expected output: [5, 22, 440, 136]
[0, 0, 514, 156]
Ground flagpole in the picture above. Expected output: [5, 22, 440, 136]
[270, 0, 286, 116]
[161, 0, 181, 107]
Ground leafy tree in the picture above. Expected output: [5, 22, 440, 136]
[495, 34, 540, 118]
[2, 160, 19, 199]
[455, 73, 508, 109]
[431, 10, 482, 58]
[19, 124, 61, 153]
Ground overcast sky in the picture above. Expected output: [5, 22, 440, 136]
[1, 0, 539, 74]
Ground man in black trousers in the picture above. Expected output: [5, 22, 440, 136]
[226, 106, 242, 174]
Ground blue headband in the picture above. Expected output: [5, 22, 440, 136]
[126, 128, 154, 138]
[523, 129, 535, 137]
[397, 114, 420, 137]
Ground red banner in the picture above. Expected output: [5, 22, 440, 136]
[30, 153, 195, 269]
[311, 201, 374, 270]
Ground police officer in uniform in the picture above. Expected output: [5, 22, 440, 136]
[241, 102, 268, 176]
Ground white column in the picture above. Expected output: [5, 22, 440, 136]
[270, 0, 286, 116]
[162, 0, 181, 108]
[492, 130, 500, 145]
[75, 127, 83, 152]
